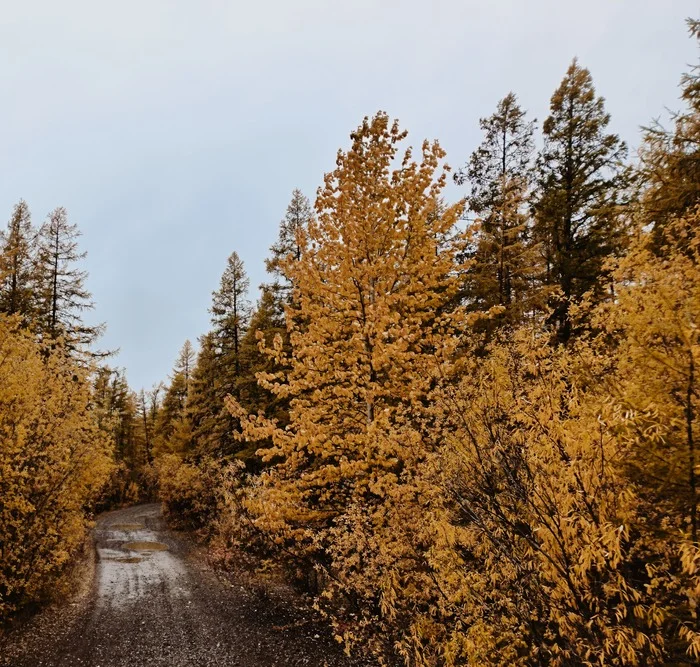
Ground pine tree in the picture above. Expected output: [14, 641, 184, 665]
[137, 389, 153, 465]
[174, 339, 195, 398]
[232, 287, 288, 468]
[455, 93, 541, 326]
[136, 383, 162, 466]
[0, 200, 36, 323]
[92, 366, 146, 505]
[153, 343, 194, 457]
[187, 332, 227, 456]
[34, 207, 103, 350]
[211, 251, 251, 375]
[534, 60, 629, 343]
[264, 189, 312, 302]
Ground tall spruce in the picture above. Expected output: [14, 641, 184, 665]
[153, 345, 192, 457]
[187, 332, 226, 456]
[211, 251, 251, 375]
[264, 189, 312, 302]
[35, 207, 103, 350]
[0, 200, 36, 323]
[455, 93, 540, 326]
[186, 254, 252, 457]
[534, 60, 629, 343]
[174, 339, 195, 399]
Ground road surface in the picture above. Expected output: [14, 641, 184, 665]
[0, 504, 372, 667]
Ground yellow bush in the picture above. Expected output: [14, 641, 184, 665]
[154, 454, 222, 532]
[0, 318, 114, 620]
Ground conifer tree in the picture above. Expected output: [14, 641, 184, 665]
[232, 287, 288, 468]
[0, 200, 36, 323]
[187, 332, 225, 456]
[136, 383, 162, 465]
[92, 366, 146, 504]
[264, 189, 312, 302]
[34, 207, 103, 350]
[534, 60, 629, 343]
[455, 93, 540, 326]
[153, 343, 194, 457]
[137, 389, 153, 465]
[211, 251, 251, 375]
[175, 339, 195, 398]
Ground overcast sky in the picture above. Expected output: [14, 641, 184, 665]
[0, 1, 696, 390]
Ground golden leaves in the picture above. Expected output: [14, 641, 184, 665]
[0, 317, 113, 619]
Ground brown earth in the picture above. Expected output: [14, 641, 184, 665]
[0, 504, 378, 667]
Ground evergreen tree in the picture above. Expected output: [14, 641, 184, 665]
[185, 255, 253, 459]
[93, 366, 144, 474]
[211, 251, 251, 375]
[237, 288, 286, 413]
[34, 207, 103, 350]
[153, 371, 189, 457]
[138, 383, 163, 465]
[455, 93, 541, 326]
[174, 339, 195, 398]
[534, 60, 629, 343]
[187, 332, 226, 456]
[153, 342, 196, 457]
[0, 200, 36, 323]
[137, 389, 153, 465]
[264, 189, 312, 302]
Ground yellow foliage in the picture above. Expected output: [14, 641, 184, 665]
[0, 317, 113, 620]
[227, 111, 469, 656]
[154, 453, 222, 531]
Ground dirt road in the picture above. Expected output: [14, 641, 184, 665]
[0, 504, 373, 667]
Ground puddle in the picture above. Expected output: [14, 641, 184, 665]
[103, 556, 145, 563]
[110, 523, 144, 530]
[123, 541, 169, 552]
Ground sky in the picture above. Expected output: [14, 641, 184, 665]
[0, 0, 697, 390]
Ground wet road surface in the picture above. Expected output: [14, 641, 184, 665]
[1, 504, 372, 667]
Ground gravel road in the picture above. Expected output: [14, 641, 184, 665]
[0, 504, 374, 667]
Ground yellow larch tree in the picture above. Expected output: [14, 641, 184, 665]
[227, 111, 467, 657]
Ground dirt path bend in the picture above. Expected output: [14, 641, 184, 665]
[1, 504, 373, 667]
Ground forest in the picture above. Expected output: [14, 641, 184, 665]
[0, 18, 699, 667]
